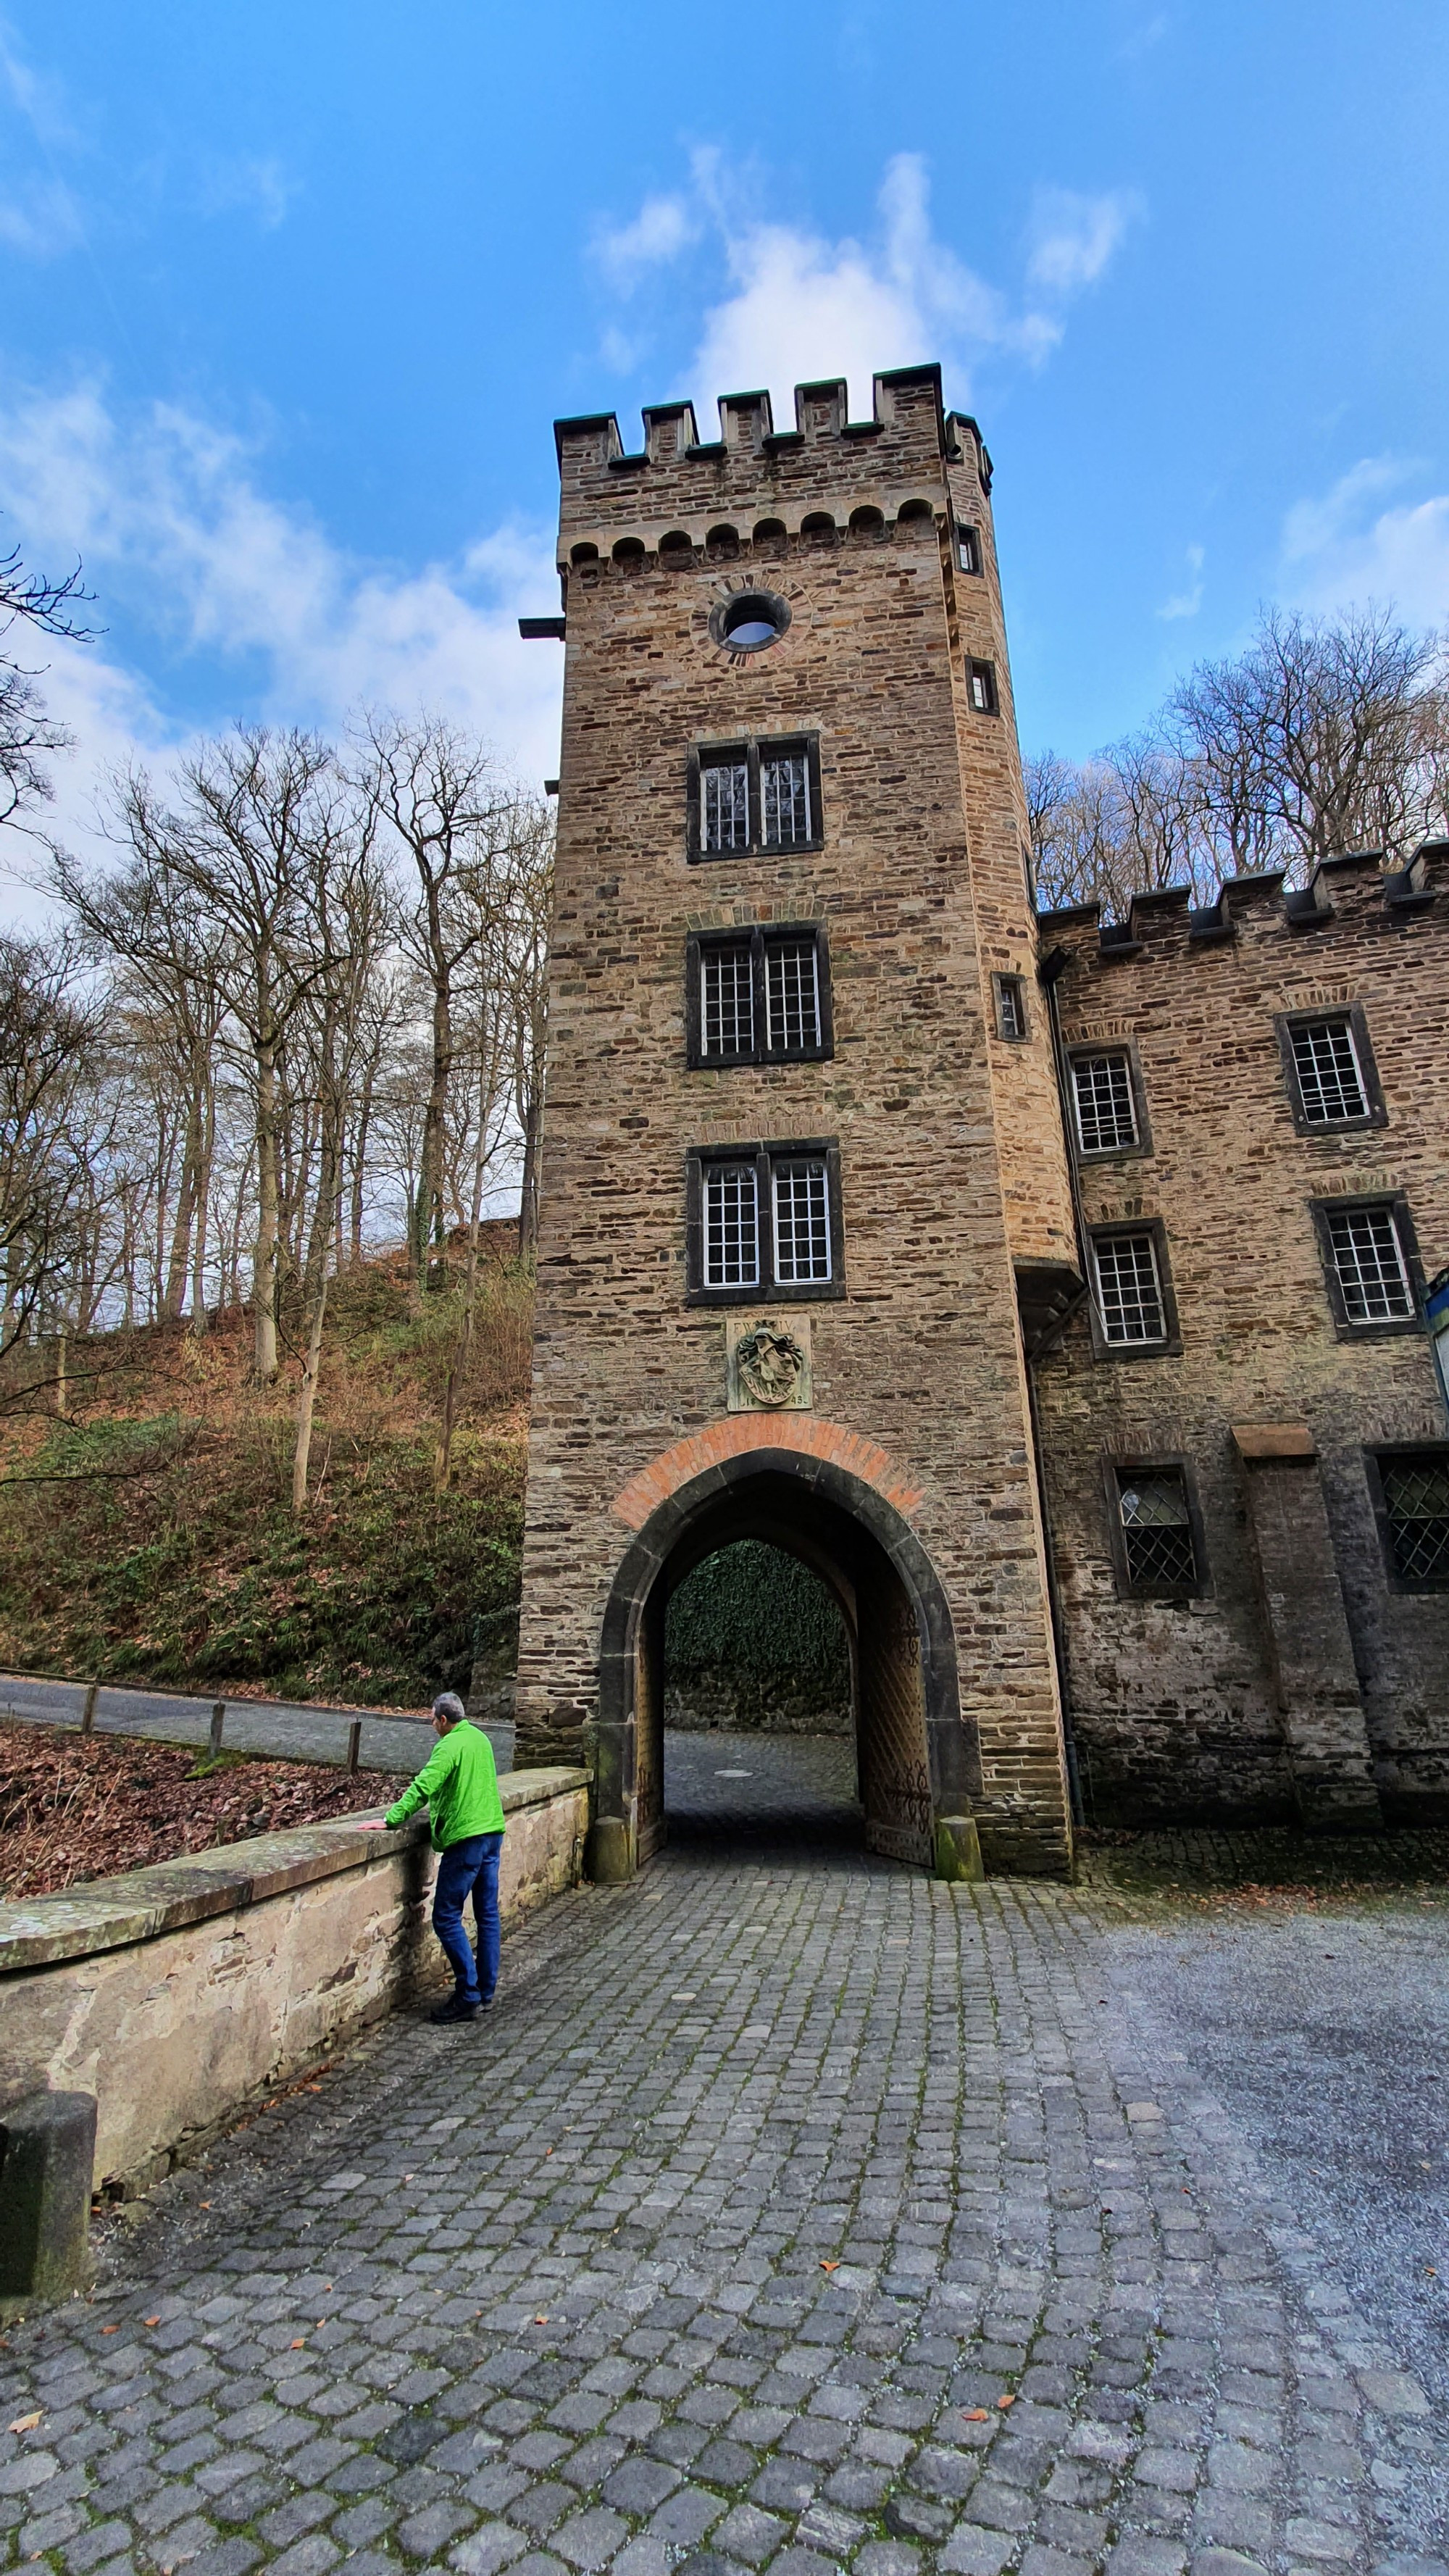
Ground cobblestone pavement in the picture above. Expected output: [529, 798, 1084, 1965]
[4, 1775, 1446, 2576]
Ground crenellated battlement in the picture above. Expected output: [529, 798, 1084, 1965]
[552, 364, 991, 565]
[1037, 840, 1448, 969]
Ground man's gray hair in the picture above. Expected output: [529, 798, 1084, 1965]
[433, 1691, 468, 1727]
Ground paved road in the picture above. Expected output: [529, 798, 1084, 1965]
[0, 1674, 511, 1777]
[3, 1738, 1445, 2576]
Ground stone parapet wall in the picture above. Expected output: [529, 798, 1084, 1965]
[0, 1767, 589, 2194]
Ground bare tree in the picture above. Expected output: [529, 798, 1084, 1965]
[363, 714, 515, 1304]
[0, 530, 91, 833]
[0, 934, 100, 1370]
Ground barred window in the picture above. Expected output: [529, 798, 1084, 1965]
[1093, 1229, 1167, 1345]
[761, 749, 811, 848]
[1116, 1469, 1198, 1591]
[701, 758, 750, 853]
[1291, 1017, 1369, 1125]
[1072, 1050, 1138, 1153]
[688, 1142, 843, 1301]
[772, 1159, 832, 1284]
[688, 926, 829, 1066]
[1379, 1456, 1449, 1584]
[765, 936, 822, 1053]
[690, 735, 821, 859]
[700, 941, 754, 1059]
[1324, 1204, 1414, 1323]
[703, 1162, 759, 1289]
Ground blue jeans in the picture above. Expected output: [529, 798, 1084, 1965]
[431, 1832, 503, 2004]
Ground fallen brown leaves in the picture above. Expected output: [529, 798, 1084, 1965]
[0, 1718, 409, 1901]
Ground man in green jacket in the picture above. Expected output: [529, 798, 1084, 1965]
[382, 1692, 506, 2024]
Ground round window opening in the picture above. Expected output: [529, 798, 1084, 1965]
[711, 589, 790, 654]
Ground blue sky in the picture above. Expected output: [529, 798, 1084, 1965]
[2, 0, 1446, 882]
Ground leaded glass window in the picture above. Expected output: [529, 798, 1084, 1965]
[1380, 1457, 1449, 1583]
[701, 759, 749, 853]
[1116, 1470, 1197, 1591]
[765, 936, 821, 1053]
[761, 749, 811, 847]
[700, 941, 754, 1058]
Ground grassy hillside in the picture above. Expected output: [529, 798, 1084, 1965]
[0, 1241, 531, 1707]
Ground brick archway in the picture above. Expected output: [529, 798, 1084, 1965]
[591, 1438, 982, 1883]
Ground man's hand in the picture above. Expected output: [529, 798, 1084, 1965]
[356, 1819, 388, 1832]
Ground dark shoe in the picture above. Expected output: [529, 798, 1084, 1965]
[430, 1995, 483, 2025]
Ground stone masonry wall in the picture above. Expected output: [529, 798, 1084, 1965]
[1035, 851, 1449, 1825]
[515, 368, 1074, 1870]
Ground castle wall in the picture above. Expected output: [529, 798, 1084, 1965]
[515, 369, 1074, 1871]
[1036, 851, 1449, 1825]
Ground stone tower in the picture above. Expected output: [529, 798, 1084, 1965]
[514, 363, 1080, 1877]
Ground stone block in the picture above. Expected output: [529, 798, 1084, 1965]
[0, 2089, 96, 2314]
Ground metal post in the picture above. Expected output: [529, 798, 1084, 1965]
[346, 1719, 362, 1776]
[80, 1683, 99, 1736]
[209, 1701, 225, 1757]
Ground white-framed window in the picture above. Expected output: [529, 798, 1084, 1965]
[760, 748, 811, 848]
[1072, 1050, 1138, 1154]
[701, 757, 750, 853]
[700, 941, 755, 1058]
[772, 1158, 832, 1285]
[1291, 1017, 1369, 1125]
[765, 937, 822, 1054]
[688, 1141, 843, 1301]
[1092, 1229, 1168, 1346]
[702, 1162, 760, 1289]
[689, 927, 829, 1066]
[1324, 1204, 1414, 1323]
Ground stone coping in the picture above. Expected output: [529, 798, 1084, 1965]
[0, 1765, 589, 1975]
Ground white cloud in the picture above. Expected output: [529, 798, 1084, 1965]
[0, 172, 82, 257]
[1025, 186, 1141, 295]
[1281, 457, 1449, 630]
[1158, 541, 1204, 620]
[197, 154, 298, 232]
[0, 380, 564, 881]
[595, 190, 698, 285]
[596, 151, 1134, 426]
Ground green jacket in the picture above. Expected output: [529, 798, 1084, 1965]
[385, 1720, 505, 1849]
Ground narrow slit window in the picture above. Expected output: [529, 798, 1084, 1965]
[995, 973, 1027, 1041]
[772, 1158, 832, 1285]
[1292, 1017, 1369, 1125]
[765, 936, 822, 1054]
[703, 1162, 760, 1289]
[1380, 1456, 1449, 1583]
[1073, 1051, 1138, 1153]
[956, 523, 982, 574]
[1325, 1204, 1414, 1322]
[701, 758, 750, 853]
[761, 748, 811, 847]
[1116, 1470, 1197, 1590]
[700, 941, 754, 1058]
[967, 659, 998, 714]
[1093, 1230, 1166, 1345]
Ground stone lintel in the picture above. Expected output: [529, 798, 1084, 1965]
[1232, 1422, 1316, 1460]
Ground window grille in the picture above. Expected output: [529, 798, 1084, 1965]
[701, 759, 749, 852]
[956, 523, 982, 574]
[1380, 1457, 1449, 1583]
[772, 1158, 832, 1284]
[765, 936, 822, 1053]
[995, 974, 1027, 1041]
[1093, 1230, 1166, 1344]
[1325, 1204, 1413, 1322]
[703, 1162, 760, 1289]
[761, 749, 811, 847]
[700, 941, 754, 1058]
[1116, 1470, 1197, 1589]
[967, 659, 998, 714]
[1292, 1017, 1369, 1124]
[1073, 1051, 1138, 1152]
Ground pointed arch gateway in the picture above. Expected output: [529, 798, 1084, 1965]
[590, 1438, 984, 1883]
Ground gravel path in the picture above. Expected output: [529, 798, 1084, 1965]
[1, 1736, 1444, 2576]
